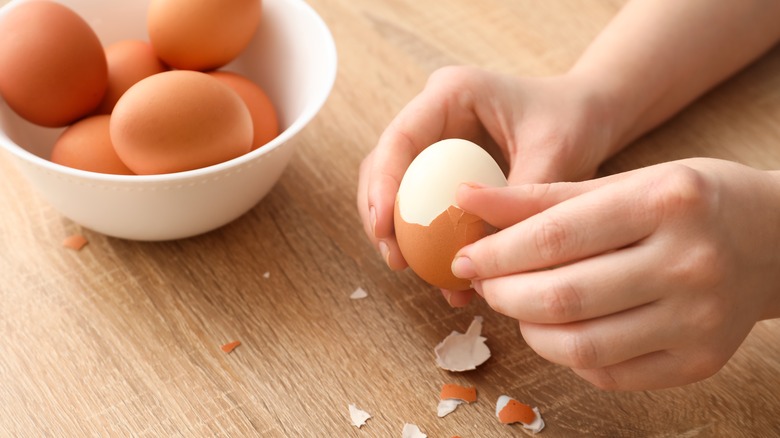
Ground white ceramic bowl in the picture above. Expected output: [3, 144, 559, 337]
[0, 0, 337, 240]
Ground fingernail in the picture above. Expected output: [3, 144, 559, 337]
[448, 291, 472, 308]
[461, 181, 488, 190]
[378, 240, 390, 266]
[369, 206, 377, 237]
[441, 290, 453, 306]
[451, 256, 477, 279]
[471, 280, 484, 297]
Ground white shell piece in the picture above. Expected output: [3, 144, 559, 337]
[437, 398, 464, 417]
[348, 404, 371, 428]
[401, 423, 427, 438]
[434, 316, 491, 371]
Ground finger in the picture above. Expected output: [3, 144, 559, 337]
[453, 173, 661, 279]
[357, 152, 409, 270]
[518, 302, 681, 370]
[441, 288, 475, 308]
[456, 171, 636, 230]
[476, 244, 663, 323]
[571, 349, 714, 391]
[356, 151, 376, 240]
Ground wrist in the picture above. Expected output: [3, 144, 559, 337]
[559, 69, 636, 160]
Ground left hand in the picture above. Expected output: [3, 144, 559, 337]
[451, 158, 780, 390]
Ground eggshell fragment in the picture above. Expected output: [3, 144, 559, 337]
[350, 287, 368, 300]
[495, 395, 545, 433]
[0, 1, 107, 127]
[434, 316, 491, 372]
[402, 423, 427, 438]
[147, 0, 261, 71]
[348, 404, 371, 428]
[220, 340, 241, 353]
[440, 384, 477, 403]
[437, 383, 477, 417]
[394, 139, 507, 290]
[94, 40, 168, 115]
[50, 115, 134, 175]
[62, 234, 88, 251]
[110, 70, 253, 175]
[209, 71, 279, 150]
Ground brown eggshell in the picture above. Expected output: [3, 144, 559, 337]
[0, 1, 107, 127]
[50, 115, 134, 175]
[94, 40, 168, 115]
[208, 71, 279, 150]
[147, 0, 262, 71]
[395, 201, 494, 291]
[110, 70, 253, 175]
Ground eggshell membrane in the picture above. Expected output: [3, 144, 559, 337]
[50, 115, 134, 175]
[110, 70, 253, 175]
[208, 71, 279, 151]
[94, 40, 168, 115]
[395, 139, 507, 290]
[147, 0, 262, 71]
[0, 1, 107, 127]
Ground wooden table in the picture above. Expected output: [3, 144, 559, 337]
[2, 0, 780, 436]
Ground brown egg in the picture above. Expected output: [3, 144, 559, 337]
[147, 0, 261, 71]
[208, 71, 279, 150]
[110, 70, 253, 175]
[395, 204, 494, 291]
[94, 40, 168, 115]
[50, 115, 134, 175]
[394, 139, 508, 291]
[0, 1, 107, 127]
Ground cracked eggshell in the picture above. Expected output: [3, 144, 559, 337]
[394, 139, 507, 290]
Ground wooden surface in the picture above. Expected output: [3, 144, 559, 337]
[2, 0, 780, 436]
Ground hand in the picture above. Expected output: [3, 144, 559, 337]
[357, 66, 620, 306]
[451, 158, 780, 390]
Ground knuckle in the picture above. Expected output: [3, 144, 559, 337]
[532, 216, 573, 263]
[427, 65, 481, 87]
[649, 165, 712, 218]
[667, 241, 727, 291]
[540, 277, 582, 322]
[562, 333, 600, 369]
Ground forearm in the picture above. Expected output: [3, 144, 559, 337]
[570, 0, 780, 155]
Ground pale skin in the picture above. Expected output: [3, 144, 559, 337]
[357, 0, 780, 390]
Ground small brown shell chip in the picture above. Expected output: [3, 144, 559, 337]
[62, 234, 88, 251]
[498, 399, 535, 424]
[221, 340, 241, 353]
[496, 395, 545, 433]
[440, 383, 477, 403]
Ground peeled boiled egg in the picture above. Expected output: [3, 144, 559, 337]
[147, 0, 262, 71]
[394, 139, 508, 291]
[110, 70, 253, 175]
[94, 40, 168, 115]
[0, 1, 107, 127]
[208, 71, 279, 151]
[50, 115, 134, 175]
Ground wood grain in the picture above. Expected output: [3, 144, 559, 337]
[2, 0, 780, 436]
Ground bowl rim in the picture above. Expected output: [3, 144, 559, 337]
[0, 0, 338, 184]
